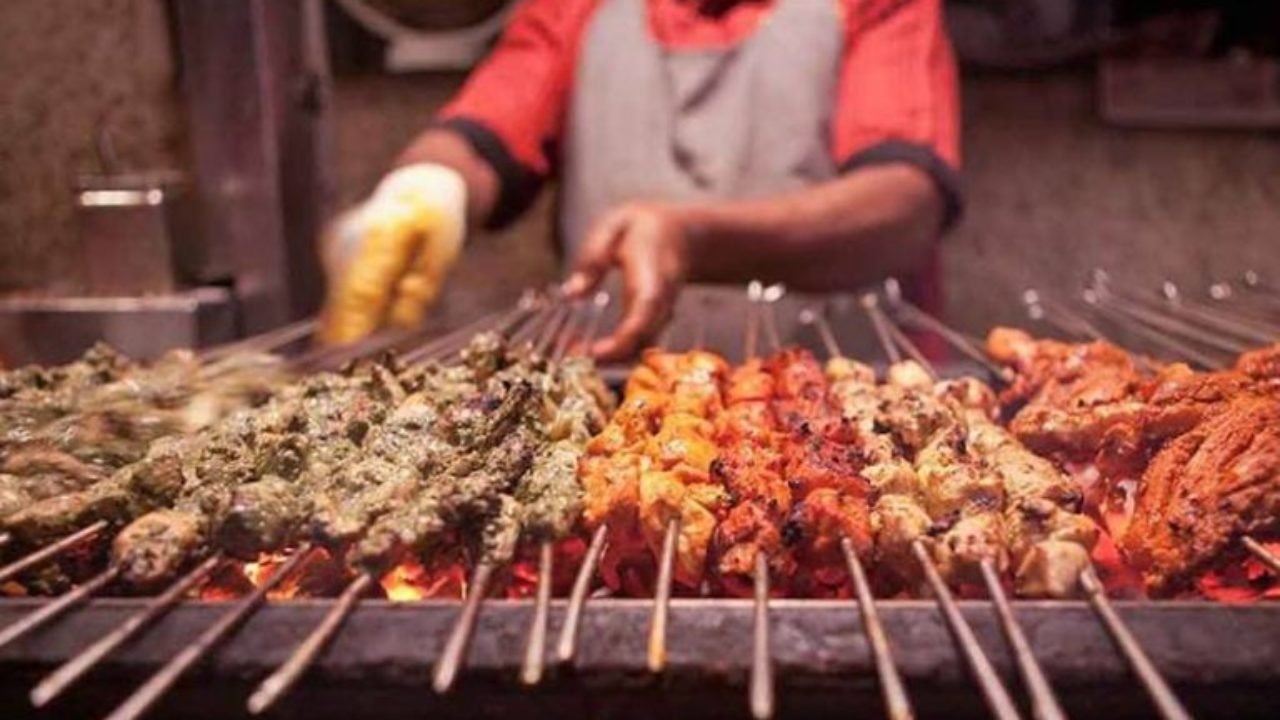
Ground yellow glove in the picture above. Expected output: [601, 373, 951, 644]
[320, 164, 466, 345]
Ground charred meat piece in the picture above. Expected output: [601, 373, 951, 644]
[113, 509, 204, 593]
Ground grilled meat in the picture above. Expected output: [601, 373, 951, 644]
[1235, 343, 1280, 381]
[1122, 396, 1280, 595]
[110, 362, 405, 587]
[964, 412, 1097, 597]
[0, 343, 131, 401]
[764, 349, 872, 595]
[581, 350, 729, 592]
[0, 348, 285, 547]
[710, 360, 793, 592]
[349, 342, 608, 577]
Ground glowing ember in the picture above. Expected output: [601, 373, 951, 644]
[1197, 541, 1280, 603]
[379, 556, 466, 601]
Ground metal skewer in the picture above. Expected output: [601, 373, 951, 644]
[841, 538, 915, 720]
[887, 289, 1197, 720]
[1080, 565, 1192, 720]
[198, 317, 319, 363]
[1022, 289, 1108, 342]
[520, 296, 606, 684]
[1159, 280, 1280, 343]
[860, 297, 1023, 720]
[1206, 281, 1280, 326]
[1242, 536, 1280, 576]
[104, 546, 312, 720]
[1218, 273, 1280, 315]
[0, 564, 121, 652]
[913, 541, 1022, 720]
[1101, 285, 1252, 355]
[862, 294, 902, 364]
[1088, 278, 1246, 356]
[289, 326, 419, 373]
[520, 541, 556, 686]
[746, 283, 786, 720]
[874, 307, 1040, 719]
[432, 560, 495, 693]
[247, 572, 372, 714]
[750, 551, 774, 720]
[1082, 288, 1224, 369]
[31, 555, 223, 708]
[0, 520, 109, 586]
[881, 278, 1012, 382]
[862, 293, 935, 376]
[521, 304, 583, 685]
[759, 283, 785, 353]
[647, 516, 680, 673]
[554, 524, 609, 667]
[979, 560, 1067, 720]
[434, 305, 571, 694]
[401, 293, 542, 365]
[802, 308, 916, 720]
[647, 287, 723, 676]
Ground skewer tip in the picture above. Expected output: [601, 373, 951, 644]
[749, 551, 775, 720]
[519, 542, 555, 687]
[555, 524, 608, 666]
[646, 519, 680, 674]
[432, 562, 494, 694]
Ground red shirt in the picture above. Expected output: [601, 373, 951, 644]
[437, 0, 962, 228]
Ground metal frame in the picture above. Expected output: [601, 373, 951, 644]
[175, 0, 333, 336]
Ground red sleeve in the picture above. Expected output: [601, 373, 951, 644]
[437, 0, 599, 226]
[833, 0, 963, 226]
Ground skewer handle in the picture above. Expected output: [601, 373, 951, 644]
[555, 524, 608, 665]
[749, 552, 775, 720]
[31, 555, 223, 709]
[1242, 536, 1280, 575]
[842, 538, 915, 720]
[104, 547, 311, 720]
[1080, 566, 1193, 720]
[647, 518, 680, 673]
[432, 561, 495, 693]
[519, 541, 555, 685]
[247, 573, 373, 715]
[912, 541, 1022, 720]
[980, 559, 1067, 720]
[0, 520, 108, 586]
[0, 565, 120, 652]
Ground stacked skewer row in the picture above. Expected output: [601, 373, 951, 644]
[0, 278, 1277, 720]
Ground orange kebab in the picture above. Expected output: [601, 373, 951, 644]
[709, 357, 794, 596]
[580, 349, 730, 594]
[766, 348, 874, 597]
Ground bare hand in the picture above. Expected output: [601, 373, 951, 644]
[562, 202, 689, 360]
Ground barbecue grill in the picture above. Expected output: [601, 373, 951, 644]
[1, 278, 1277, 720]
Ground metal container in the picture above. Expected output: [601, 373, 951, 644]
[74, 172, 223, 296]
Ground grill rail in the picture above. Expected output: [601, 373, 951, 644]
[1, 599, 1276, 719]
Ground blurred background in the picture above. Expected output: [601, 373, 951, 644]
[0, 0, 1277, 363]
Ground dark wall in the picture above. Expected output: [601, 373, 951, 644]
[944, 69, 1280, 335]
[0, 0, 186, 294]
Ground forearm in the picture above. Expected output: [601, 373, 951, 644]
[675, 164, 947, 291]
[395, 128, 500, 225]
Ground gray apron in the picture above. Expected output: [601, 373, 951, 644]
[561, 0, 884, 361]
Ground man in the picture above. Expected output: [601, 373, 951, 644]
[322, 0, 961, 360]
